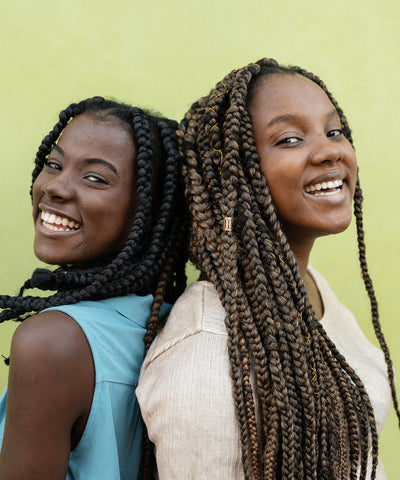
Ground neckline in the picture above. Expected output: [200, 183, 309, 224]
[306, 266, 326, 324]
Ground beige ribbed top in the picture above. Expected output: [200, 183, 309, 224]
[137, 267, 391, 479]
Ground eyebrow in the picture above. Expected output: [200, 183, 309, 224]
[267, 108, 339, 128]
[52, 144, 64, 155]
[50, 144, 118, 175]
[84, 158, 118, 175]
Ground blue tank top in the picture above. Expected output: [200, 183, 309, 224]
[0, 294, 171, 480]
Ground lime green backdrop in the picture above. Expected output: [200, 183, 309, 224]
[0, 0, 398, 474]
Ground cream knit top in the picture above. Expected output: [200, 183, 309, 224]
[137, 267, 391, 479]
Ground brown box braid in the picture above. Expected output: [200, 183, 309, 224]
[174, 59, 399, 480]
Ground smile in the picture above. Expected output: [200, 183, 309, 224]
[41, 211, 81, 232]
[304, 179, 343, 196]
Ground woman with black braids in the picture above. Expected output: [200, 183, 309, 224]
[137, 59, 399, 479]
[0, 97, 187, 479]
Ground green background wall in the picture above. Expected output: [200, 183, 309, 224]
[0, 0, 399, 475]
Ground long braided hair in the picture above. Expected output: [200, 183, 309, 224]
[177, 59, 399, 479]
[0, 97, 187, 352]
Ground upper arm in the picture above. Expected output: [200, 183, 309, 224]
[0, 310, 94, 480]
[137, 330, 245, 479]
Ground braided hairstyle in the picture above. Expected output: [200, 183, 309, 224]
[0, 96, 187, 349]
[177, 59, 399, 479]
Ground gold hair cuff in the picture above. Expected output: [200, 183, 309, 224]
[224, 217, 232, 232]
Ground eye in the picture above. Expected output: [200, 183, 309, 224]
[276, 136, 301, 146]
[44, 160, 62, 171]
[84, 175, 108, 185]
[327, 129, 342, 138]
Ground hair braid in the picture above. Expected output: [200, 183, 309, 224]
[178, 58, 397, 479]
[353, 178, 400, 428]
[1, 95, 187, 335]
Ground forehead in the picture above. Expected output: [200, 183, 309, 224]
[57, 113, 136, 165]
[248, 74, 337, 124]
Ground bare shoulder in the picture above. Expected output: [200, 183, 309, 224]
[10, 309, 92, 377]
[0, 310, 95, 479]
[8, 309, 94, 422]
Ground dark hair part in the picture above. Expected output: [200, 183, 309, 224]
[176, 58, 399, 479]
[0, 97, 188, 350]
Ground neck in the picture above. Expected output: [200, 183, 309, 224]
[287, 239, 314, 280]
[288, 237, 324, 319]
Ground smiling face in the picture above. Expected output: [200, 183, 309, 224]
[32, 113, 137, 265]
[248, 73, 357, 249]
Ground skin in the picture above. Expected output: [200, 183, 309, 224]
[33, 113, 137, 265]
[0, 114, 137, 480]
[248, 74, 357, 316]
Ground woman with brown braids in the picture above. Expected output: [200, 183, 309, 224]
[137, 59, 399, 479]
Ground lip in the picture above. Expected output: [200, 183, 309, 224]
[37, 204, 82, 234]
[304, 170, 345, 189]
[302, 170, 350, 205]
[38, 205, 81, 225]
[303, 185, 351, 208]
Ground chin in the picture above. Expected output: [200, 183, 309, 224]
[319, 207, 354, 235]
[318, 218, 353, 238]
[33, 245, 71, 266]
[34, 252, 62, 266]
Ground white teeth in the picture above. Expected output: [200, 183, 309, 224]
[313, 190, 340, 197]
[304, 179, 343, 194]
[40, 211, 81, 231]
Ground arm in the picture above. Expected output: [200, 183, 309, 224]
[137, 330, 245, 479]
[0, 310, 94, 480]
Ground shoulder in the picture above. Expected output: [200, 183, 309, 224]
[49, 294, 153, 329]
[10, 309, 93, 388]
[167, 280, 226, 332]
[137, 284, 242, 479]
[9, 309, 94, 419]
[12, 310, 90, 362]
[308, 265, 385, 358]
[0, 311, 95, 478]
[144, 281, 227, 364]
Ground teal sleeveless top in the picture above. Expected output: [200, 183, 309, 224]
[0, 294, 171, 480]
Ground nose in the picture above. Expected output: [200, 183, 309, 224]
[308, 135, 343, 166]
[39, 172, 74, 201]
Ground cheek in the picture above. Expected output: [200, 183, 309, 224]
[116, 177, 137, 227]
[259, 152, 297, 188]
[31, 177, 43, 217]
[348, 153, 358, 196]
[263, 168, 294, 201]
[120, 201, 137, 233]
[107, 195, 136, 238]
[32, 175, 42, 198]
